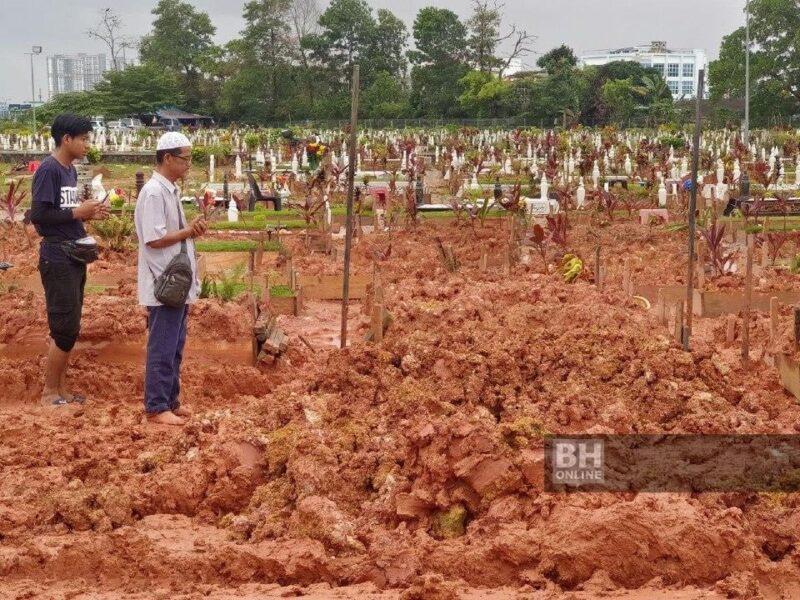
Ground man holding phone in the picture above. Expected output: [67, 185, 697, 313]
[135, 132, 207, 426]
[31, 113, 109, 407]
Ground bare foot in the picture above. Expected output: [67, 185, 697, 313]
[173, 406, 192, 418]
[147, 411, 186, 426]
[40, 391, 68, 407]
[59, 390, 86, 404]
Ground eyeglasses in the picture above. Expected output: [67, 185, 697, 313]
[173, 154, 192, 163]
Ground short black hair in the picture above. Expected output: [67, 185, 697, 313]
[51, 114, 92, 147]
[156, 148, 183, 164]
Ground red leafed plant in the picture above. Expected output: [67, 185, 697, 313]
[593, 189, 619, 222]
[2, 178, 27, 225]
[195, 190, 217, 220]
[701, 222, 735, 277]
[498, 182, 522, 213]
[749, 160, 776, 189]
[764, 231, 793, 265]
[546, 213, 568, 248]
[529, 222, 549, 268]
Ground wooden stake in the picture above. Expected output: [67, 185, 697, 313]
[248, 249, 255, 275]
[770, 297, 779, 349]
[696, 242, 705, 289]
[794, 306, 800, 351]
[684, 68, 704, 352]
[504, 245, 512, 276]
[622, 258, 631, 297]
[340, 64, 360, 349]
[657, 289, 666, 325]
[294, 285, 303, 316]
[742, 236, 754, 364]
[299, 335, 315, 351]
[726, 314, 737, 344]
[674, 302, 684, 344]
[371, 302, 384, 343]
[479, 247, 488, 272]
[595, 246, 602, 288]
[256, 233, 265, 266]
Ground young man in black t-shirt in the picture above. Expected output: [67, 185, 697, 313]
[30, 114, 108, 407]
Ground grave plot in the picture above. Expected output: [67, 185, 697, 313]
[6, 123, 800, 600]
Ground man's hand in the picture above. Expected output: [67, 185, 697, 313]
[188, 216, 207, 238]
[72, 199, 107, 221]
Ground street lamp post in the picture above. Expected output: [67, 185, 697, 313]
[28, 46, 42, 132]
[744, 1, 750, 147]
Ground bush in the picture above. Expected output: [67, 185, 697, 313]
[91, 214, 134, 251]
[86, 146, 102, 164]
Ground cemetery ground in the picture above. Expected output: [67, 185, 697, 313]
[3, 139, 800, 598]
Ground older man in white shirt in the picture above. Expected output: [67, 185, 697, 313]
[134, 132, 207, 426]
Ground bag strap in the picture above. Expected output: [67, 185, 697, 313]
[147, 194, 189, 282]
[176, 197, 188, 255]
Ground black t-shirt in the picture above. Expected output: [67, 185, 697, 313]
[32, 156, 86, 262]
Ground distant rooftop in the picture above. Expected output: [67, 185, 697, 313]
[582, 41, 701, 56]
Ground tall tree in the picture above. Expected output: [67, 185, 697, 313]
[409, 7, 469, 116]
[302, 0, 376, 85]
[289, 0, 321, 105]
[467, 0, 502, 73]
[709, 0, 800, 125]
[466, 0, 535, 78]
[139, 0, 218, 111]
[537, 45, 577, 75]
[86, 8, 134, 71]
[36, 65, 183, 122]
[371, 9, 408, 79]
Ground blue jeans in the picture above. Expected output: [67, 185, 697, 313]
[144, 304, 188, 414]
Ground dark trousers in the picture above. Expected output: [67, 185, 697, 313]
[144, 304, 188, 414]
[39, 258, 86, 352]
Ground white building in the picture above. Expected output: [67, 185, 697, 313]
[47, 53, 108, 98]
[579, 41, 708, 100]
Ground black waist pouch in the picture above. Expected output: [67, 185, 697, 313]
[59, 237, 99, 265]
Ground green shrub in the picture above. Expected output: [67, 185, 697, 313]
[86, 146, 102, 164]
[791, 254, 800, 274]
[91, 214, 134, 251]
[269, 284, 294, 298]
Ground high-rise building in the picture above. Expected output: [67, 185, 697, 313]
[47, 53, 108, 97]
[578, 41, 708, 100]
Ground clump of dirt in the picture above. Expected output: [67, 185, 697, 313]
[2, 218, 800, 599]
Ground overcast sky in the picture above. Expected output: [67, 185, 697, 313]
[1, 0, 745, 103]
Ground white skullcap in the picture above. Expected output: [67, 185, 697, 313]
[156, 132, 192, 151]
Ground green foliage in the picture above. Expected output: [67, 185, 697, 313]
[600, 79, 638, 124]
[195, 240, 282, 252]
[790, 254, 800, 274]
[709, 0, 800, 126]
[86, 147, 102, 164]
[362, 71, 411, 119]
[458, 71, 511, 117]
[537, 45, 578, 75]
[35, 65, 184, 122]
[139, 0, 218, 112]
[269, 284, 294, 298]
[409, 7, 470, 117]
[91, 214, 135, 251]
[207, 264, 246, 302]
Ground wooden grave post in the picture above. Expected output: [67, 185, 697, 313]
[742, 235, 754, 364]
